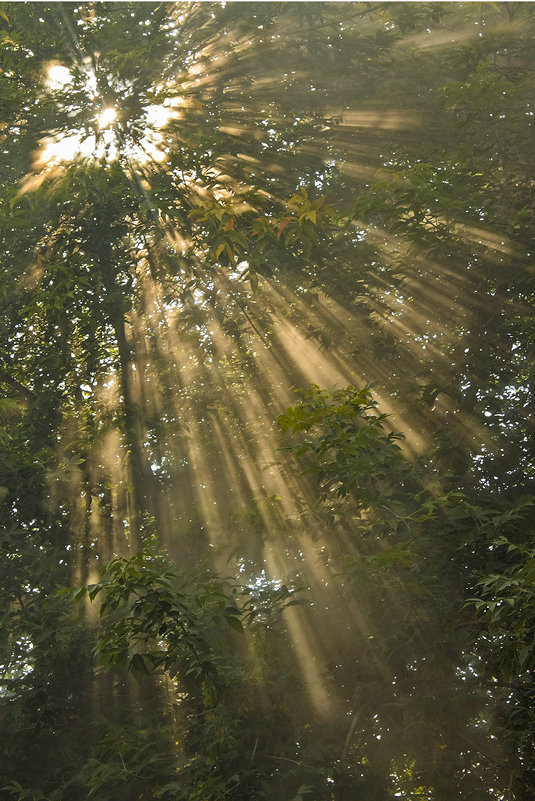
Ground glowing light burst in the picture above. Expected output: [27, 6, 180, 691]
[97, 107, 118, 129]
[46, 64, 73, 90]
[33, 61, 181, 174]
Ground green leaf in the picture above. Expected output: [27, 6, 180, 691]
[224, 606, 242, 616]
[129, 653, 151, 677]
[87, 584, 100, 601]
[519, 645, 531, 668]
[72, 586, 87, 603]
[225, 615, 244, 633]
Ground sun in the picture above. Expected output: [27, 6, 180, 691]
[98, 108, 118, 129]
[29, 61, 179, 178]
[31, 56, 183, 173]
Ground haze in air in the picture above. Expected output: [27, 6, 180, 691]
[0, 3, 534, 800]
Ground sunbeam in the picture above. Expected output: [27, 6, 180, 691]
[1, 3, 534, 800]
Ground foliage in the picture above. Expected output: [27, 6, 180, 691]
[279, 384, 535, 799]
[66, 542, 323, 801]
[0, 2, 534, 800]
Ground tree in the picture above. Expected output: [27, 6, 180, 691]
[1, 2, 534, 799]
[278, 383, 535, 799]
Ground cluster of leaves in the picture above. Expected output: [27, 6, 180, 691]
[0, 373, 94, 799]
[57, 542, 326, 801]
[344, 3, 535, 494]
[278, 384, 535, 799]
[71, 539, 302, 675]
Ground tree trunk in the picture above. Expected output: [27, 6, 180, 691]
[96, 244, 154, 541]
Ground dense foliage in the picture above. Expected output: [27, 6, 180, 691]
[1, 2, 534, 800]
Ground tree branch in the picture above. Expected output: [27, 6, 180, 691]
[0, 367, 35, 400]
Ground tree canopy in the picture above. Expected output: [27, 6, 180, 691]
[1, 3, 534, 800]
